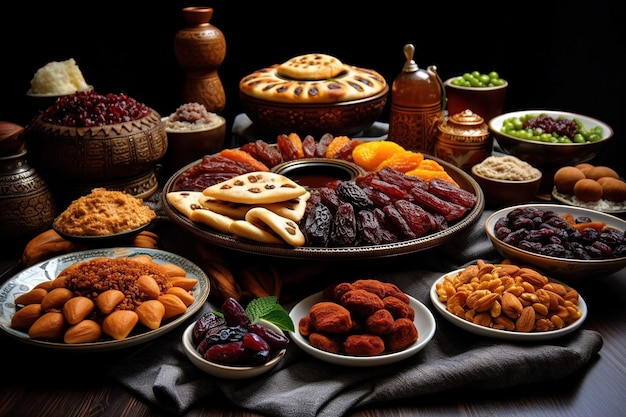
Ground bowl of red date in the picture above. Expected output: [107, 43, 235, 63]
[485, 204, 626, 281]
[182, 315, 288, 380]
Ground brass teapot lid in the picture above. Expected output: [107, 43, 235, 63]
[438, 109, 489, 143]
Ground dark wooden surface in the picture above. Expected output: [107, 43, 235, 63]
[1, 250, 625, 417]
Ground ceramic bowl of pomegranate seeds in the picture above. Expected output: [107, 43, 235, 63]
[485, 203, 626, 281]
[22, 90, 167, 204]
[182, 318, 288, 379]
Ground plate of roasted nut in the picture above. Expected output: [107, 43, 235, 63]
[288, 279, 436, 366]
[161, 136, 484, 260]
[0, 247, 210, 351]
[429, 262, 587, 341]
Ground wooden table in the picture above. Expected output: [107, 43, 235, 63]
[1, 217, 625, 417]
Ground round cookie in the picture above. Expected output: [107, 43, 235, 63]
[277, 53, 345, 80]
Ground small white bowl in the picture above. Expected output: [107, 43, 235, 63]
[182, 319, 287, 379]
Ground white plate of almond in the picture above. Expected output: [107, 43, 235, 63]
[429, 265, 587, 341]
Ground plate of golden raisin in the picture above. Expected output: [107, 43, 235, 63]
[289, 279, 436, 366]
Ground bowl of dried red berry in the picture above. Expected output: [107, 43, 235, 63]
[21, 90, 167, 203]
[182, 297, 291, 379]
[486, 203, 626, 281]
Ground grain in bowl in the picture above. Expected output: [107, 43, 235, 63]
[54, 188, 156, 236]
[472, 155, 541, 181]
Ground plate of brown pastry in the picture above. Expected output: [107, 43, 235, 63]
[161, 135, 485, 260]
[0, 247, 210, 351]
[288, 279, 436, 366]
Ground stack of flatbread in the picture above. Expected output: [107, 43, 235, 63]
[167, 172, 309, 247]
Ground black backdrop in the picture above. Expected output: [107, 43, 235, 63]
[1, 1, 624, 176]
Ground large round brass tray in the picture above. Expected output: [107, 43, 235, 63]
[161, 153, 484, 260]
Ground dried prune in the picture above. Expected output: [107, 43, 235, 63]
[303, 203, 332, 246]
[192, 311, 227, 344]
[356, 209, 383, 245]
[337, 181, 374, 210]
[319, 187, 341, 213]
[330, 203, 357, 246]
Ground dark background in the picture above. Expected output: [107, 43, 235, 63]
[1, 1, 624, 176]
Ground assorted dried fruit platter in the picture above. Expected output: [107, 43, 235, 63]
[161, 133, 485, 259]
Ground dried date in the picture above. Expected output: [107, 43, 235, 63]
[330, 203, 357, 246]
[337, 181, 374, 210]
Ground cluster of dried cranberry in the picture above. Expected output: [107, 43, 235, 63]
[192, 298, 289, 366]
[40, 90, 151, 127]
[494, 206, 626, 259]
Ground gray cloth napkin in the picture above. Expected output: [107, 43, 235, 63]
[106, 210, 603, 416]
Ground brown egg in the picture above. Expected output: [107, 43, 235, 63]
[601, 177, 626, 202]
[573, 178, 603, 202]
[585, 166, 619, 180]
[597, 176, 617, 186]
[575, 163, 594, 176]
[553, 166, 586, 194]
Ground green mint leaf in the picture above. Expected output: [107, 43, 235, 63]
[245, 296, 294, 332]
[261, 309, 295, 332]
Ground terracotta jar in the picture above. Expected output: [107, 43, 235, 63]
[174, 7, 226, 113]
[0, 150, 56, 244]
[435, 109, 492, 172]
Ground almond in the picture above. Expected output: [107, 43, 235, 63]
[64, 319, 102, 343]
[137, 275, 161, 299]
[135, 300, 166, 330]
[515, 306, 536, 332]
[158, 294, 188, 320]
[95, 289, 125, 314]
[10, 303, 42, 331]
[14, 288, 48, 305]
[28, 311, 67, 340]
[62, 296, 95, 325]
[102, 310, 139, 340]
[40, 287, 74, 312]
[502, 292, 524, 319]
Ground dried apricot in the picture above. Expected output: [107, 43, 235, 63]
[325, 136, 352, 159]
[218, 149, 269, 172]
[375, 151, 424, 172]
[351, 141, 405, 171]
[286, 133, 305, 159]
[405, 159, 458, 185]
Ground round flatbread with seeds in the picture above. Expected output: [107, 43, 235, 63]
[277, 53, 345, 80]
[202, 171, 308, 204]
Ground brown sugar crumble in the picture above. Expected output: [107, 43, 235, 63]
[54, 188, 156, 236]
